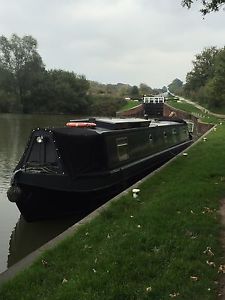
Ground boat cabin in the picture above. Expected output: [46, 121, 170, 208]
[17, 117, 190, 179]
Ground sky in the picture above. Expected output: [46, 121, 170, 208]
[0, 0, 224, 88]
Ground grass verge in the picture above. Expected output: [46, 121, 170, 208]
[119, 100, 140, 112]
[1, 124, 225, 299]
[167, 100, 218, 124]
[167, 100, 203, 115]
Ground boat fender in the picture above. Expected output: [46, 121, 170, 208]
[7, 185, 23, 203]
[10, 168, 23, 186]
[66, 122, 96, 128]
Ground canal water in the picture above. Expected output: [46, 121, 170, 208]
[0, 113, 82, 273]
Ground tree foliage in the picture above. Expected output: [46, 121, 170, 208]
[89, 81, 132, 97]
[0, 34, 44, 110]
[0, 34, 43, 73]
[182, 0, 225, 15]
[0, 34, 128, 116]
[184, 46, 225, 109]
[168, 78, 183, 95]
[185, 47, 218, 93]
[203, 48, 225, 108]
[130, 85, 139, 99]
[139, 83, 153, 96]
[22, 70, 91, 114]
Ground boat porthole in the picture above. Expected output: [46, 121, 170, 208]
[149, 134, 153, 142]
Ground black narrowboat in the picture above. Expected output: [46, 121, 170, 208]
[7, 117, 192, 221]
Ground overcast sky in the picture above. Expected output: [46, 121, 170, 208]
[0, 0, 224, 88]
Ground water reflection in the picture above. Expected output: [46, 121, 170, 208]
[8, 214, 84, 268]
[0, 113, 77, 273]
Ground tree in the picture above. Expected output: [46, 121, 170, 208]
[204, 48, 225, 108]
[24, 69, 91, 114]
[168, 79, 183, 94]
[182, 46, 225, 109]
[139, 83, 153, 96]
[0, 34, 44, 110]
[162, 86, 168, 93]
[182, 0, 225, 15]
[89, 95, 125, 116]
[130, 85, 139, 99]
[184, 47, 218, 95]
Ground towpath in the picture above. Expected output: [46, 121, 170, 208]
[179, 96, 225, 119]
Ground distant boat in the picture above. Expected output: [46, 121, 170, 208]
[7, 117, 192, 221]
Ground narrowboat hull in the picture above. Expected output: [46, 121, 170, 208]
[8, 138, 191, 222]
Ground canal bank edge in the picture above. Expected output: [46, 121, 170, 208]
[0, 125, 215, 287]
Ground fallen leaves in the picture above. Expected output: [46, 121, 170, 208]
[152, 246, 160, 253]
[146, 286, 152, 292]
[203, 247, 214, 256]
[185, 230, 198, 239]
[41, 259, 48, 267]
[202, 207, 215, 214]
[218, 264, 225, 274]
[169, 292, 180, 298]
[190, 276, 198, 281]
[206, 260, 216, 267]
[62, 278, 68, 284]
[84, 244, 92, 250]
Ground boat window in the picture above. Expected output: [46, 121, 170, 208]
[163, 131, 167, 138]
[149, 134, 153, 142]
[25, 135, 60, 172]
[116, 137, 129, 161]
[172, 129, 177, 135]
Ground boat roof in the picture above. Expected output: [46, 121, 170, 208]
[69, 117, 186, 130]
[31, 117, 187, 138]
[70, 117, 151, 130]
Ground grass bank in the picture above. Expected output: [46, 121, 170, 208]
[1, 106, 225, 299]
[119, 100, 140, 112]
[167, 99, 218, 124]
[167, 99, 203, 115]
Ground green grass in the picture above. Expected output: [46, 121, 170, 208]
[167, 100, 203, 114]
[119, 100, 140, 112]
[1, 123, 225, 299]
[167, 100, 219, 124]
